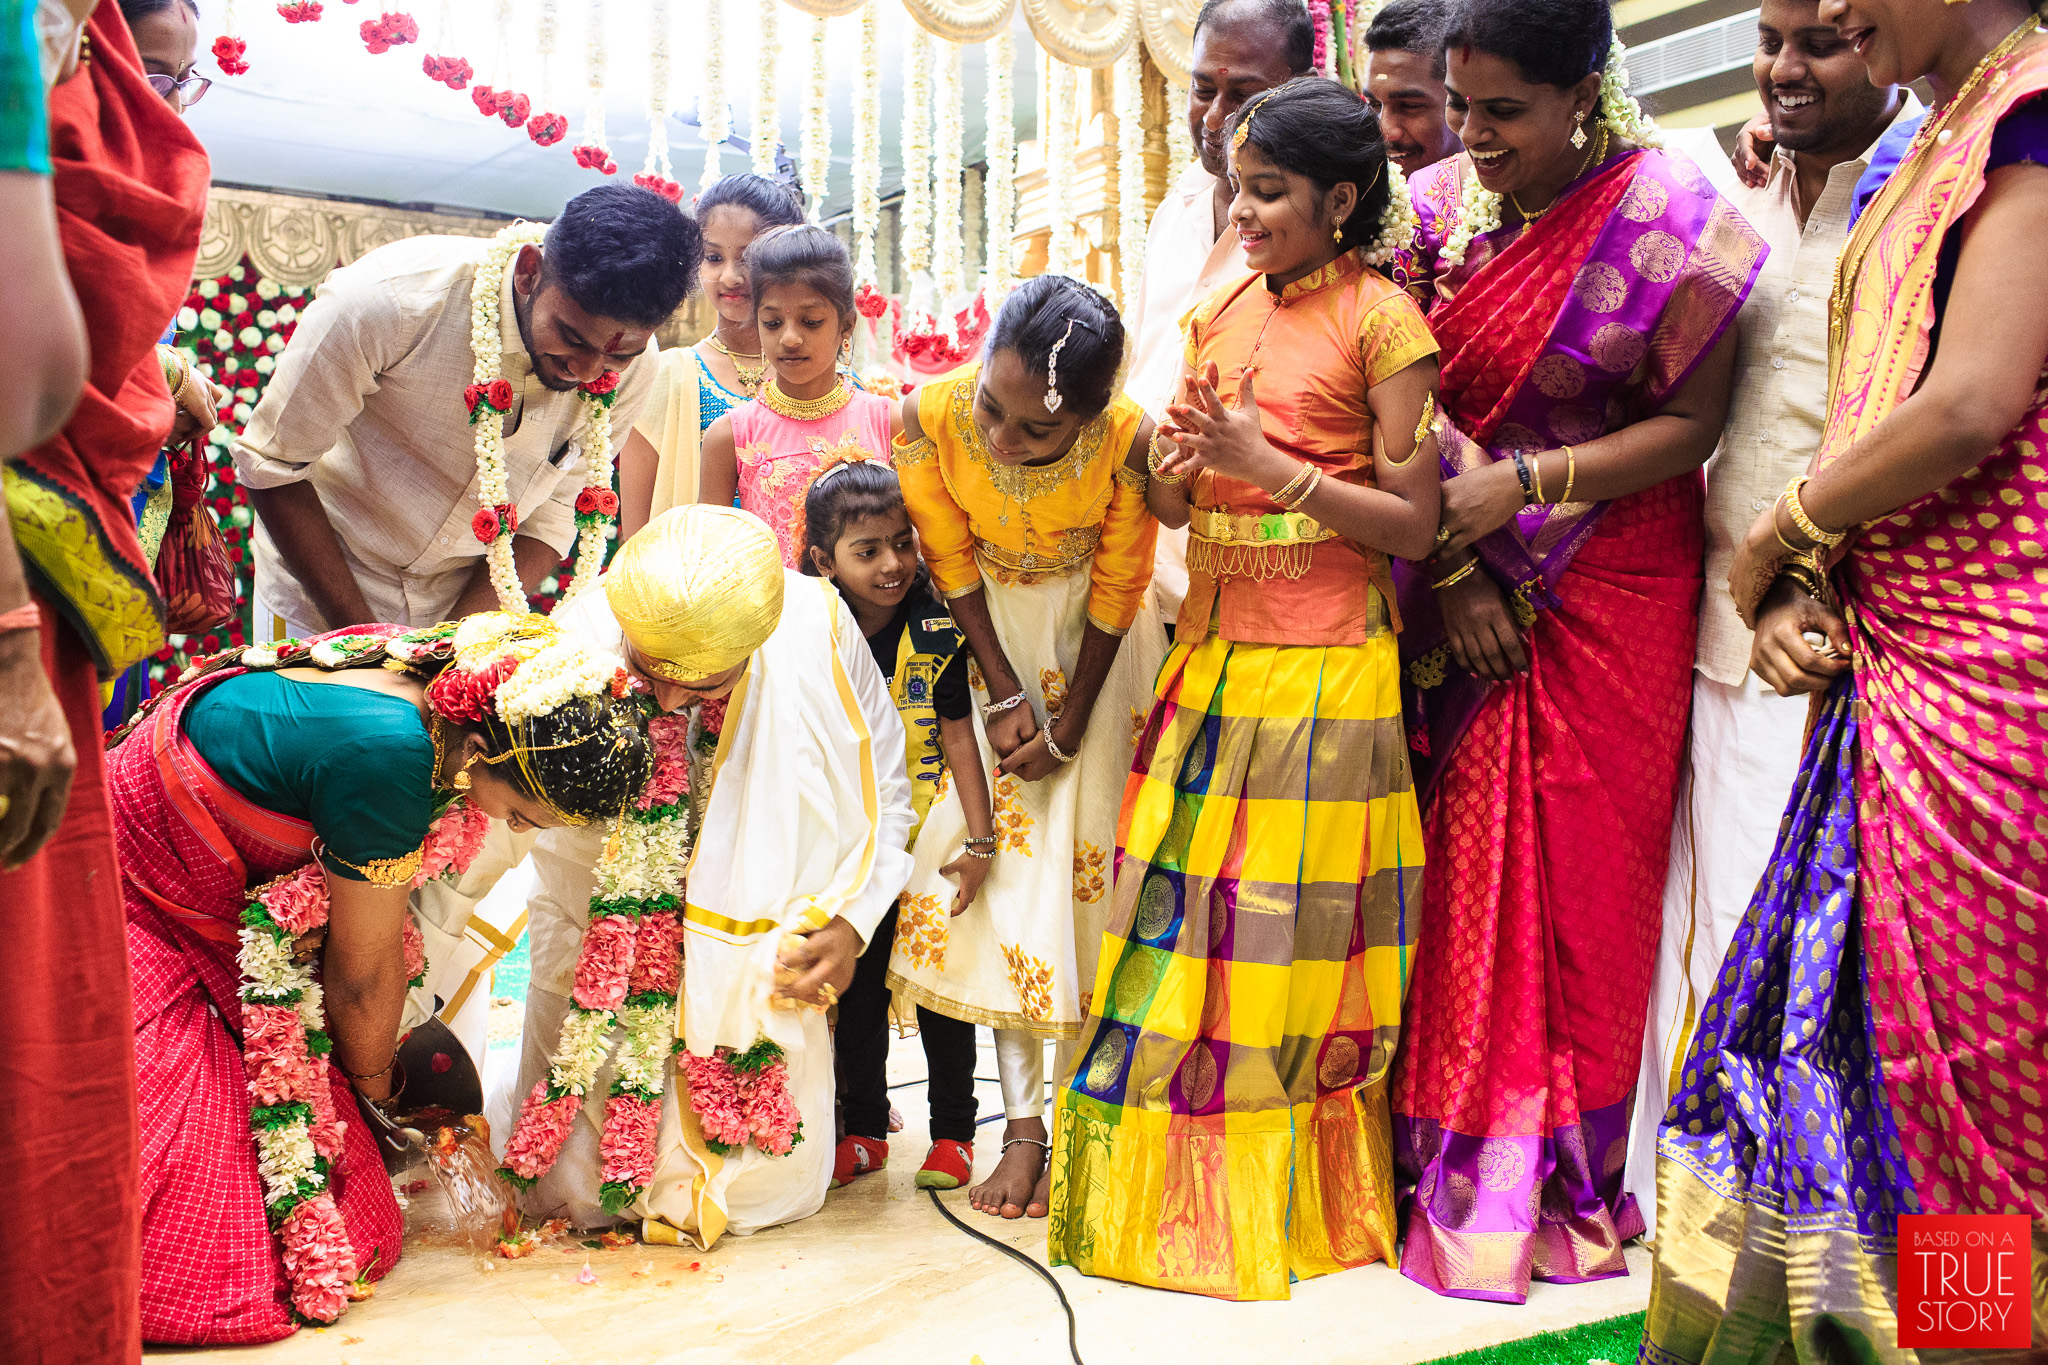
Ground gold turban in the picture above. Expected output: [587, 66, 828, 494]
[607, 505, 786, 681]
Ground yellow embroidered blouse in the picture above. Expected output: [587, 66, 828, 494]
[894, 363, 1157, 635]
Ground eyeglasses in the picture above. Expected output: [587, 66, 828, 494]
[146, 73, 212, 106]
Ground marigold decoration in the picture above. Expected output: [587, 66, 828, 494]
[698, 0, 728, 186]
[898, 25, 933, 275]
[800, 15, 831, 222]
[1113, 42, 1145, 311]
[751, 0, 780, 177]
[421, 53, 471, 87]
[850, 0, 882, 283]
[467, 223, 617, 610]
[359, 11, 419, 53]
[277, 2, 322, 22]
[932, 40, 966, 298]
[983, 26, 1017, 303]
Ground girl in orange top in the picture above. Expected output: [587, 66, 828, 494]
[1046, 78, 1444, 1300]
[891, 276, 1167, 1224]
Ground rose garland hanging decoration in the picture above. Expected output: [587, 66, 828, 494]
[751, 0, 781, 178]
[850, 1, 882, 282]
[983, 25, 1016, 304]
[527, 0, 570, 147]
[359, 11, 419, 54]
[800, 15, 831, 221]
[214, 0, 249, 74]
[698, 0, 728, 186]
[932, 40, 966, 300]
[1113, 42, 1145, 311]
[466, 224, 618, 612]
[573, 0, 617, 174]
[633, 0, 682, 201]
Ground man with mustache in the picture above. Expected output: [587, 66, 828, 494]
[1122, 0, 1313, 628]
[1363, 0, 1464, 179]
[1624, 0, 1917, 1236]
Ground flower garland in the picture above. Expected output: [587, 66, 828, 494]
[898, 25, 933, 276]
[633, 0, 681, 201]
[214, 0, 249, 73]
[1044, 59, 1076, 277]
[800, 16, 830, 221]
[1165, 79, 1193, 177]
[573, 0, 617, 174]
[752, 0, 780, 177]
[932, 40, 965, 299]
[1310, 0, 1331, 77]
[850, 0, 882, 284]
[1113, 42, 1145, 312]
[1439, 38, 1658, 269]
[499, 699, 801, 1210]
[698, 0, 727, 186]
[1362, 156, 1416, 268]
[982, 25, 1016, 304]
[465, 224, 618, 612]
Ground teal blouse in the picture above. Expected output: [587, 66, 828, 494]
[2, 0, 50, 174]
[184, 672, 436, 882]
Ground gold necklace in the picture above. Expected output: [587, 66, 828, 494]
[1509, 125, 1608, 224]
[1830, 14, 2039, 366]
[707, 334, 766, 393]
[760, 378, 852, 421]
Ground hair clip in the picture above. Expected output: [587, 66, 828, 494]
[1229, 85, 1285, 158]
[1044, 318, 1078, 414]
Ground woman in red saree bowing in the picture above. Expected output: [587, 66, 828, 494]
[1389, 0, 1765, 1303]
[110, 613, 651, 1343]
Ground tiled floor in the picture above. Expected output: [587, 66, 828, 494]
[150, 1040, 1649, 1365]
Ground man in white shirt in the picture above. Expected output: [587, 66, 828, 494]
[510, 506, 914, 1237]
[1625, 0, 1916, 1235]
[1362, 0, 1463, 179]
[1123, 0, 1313, 624]
[233, 183, 700, 638]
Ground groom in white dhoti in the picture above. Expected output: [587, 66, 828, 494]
[505, 504, 912, 1240]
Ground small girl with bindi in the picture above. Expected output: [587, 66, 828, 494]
[799, 456, 997, 1193]
[697, 226, 899, 566]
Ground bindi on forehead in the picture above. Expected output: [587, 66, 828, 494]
[604, 331, 625, 352]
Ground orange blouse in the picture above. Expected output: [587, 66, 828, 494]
[895, 363, 1157, 635]
[1178, 250, 1438, 646]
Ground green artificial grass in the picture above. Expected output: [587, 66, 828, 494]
[1418, 1311, 1645, 1365]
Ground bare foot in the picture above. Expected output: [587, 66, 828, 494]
[1027, 1160, 1051, 1219]
[968, 1118, 1047, 1219]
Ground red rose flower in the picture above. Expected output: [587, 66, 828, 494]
[574, 487, 603, 515]
[595, 487, 619, 516]
[426, 654, 517, 723]
[486, 378, 515, 409]
[464, 382, 488, 414]
[471, 84, 497, 116]
[527, 111, 568, 146]
[471, 507, 502, 543]
[580, 370, 620, 397]
[498, 92, 530, 126]
[855, 284, 888, 319]
[212, 34, 249, 74]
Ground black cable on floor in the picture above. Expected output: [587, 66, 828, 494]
[925, 1188, 1084, 1365]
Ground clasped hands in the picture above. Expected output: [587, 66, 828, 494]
[1729, 497, 1852, 697]
[772, 917, 862, 1009]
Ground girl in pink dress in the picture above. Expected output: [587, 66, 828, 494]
[699, 226, 900, 564]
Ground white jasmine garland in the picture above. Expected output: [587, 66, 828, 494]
[932, 40, 965, 298]
[613, 1004, 672, 1094]
[983, 26, 1016, 303]
[495, 639, 616, 722]
[1440, 163, 1502, 269]
[1044, 60, 1077, 277]
[800, 16, 830, 221]
[550, 1007, 617, 1093]
[296, 977, 325, 1034]
[536, 0, 558, 108]
[1114, 43, 1145, 311]
[254, 1122, 322, 1204]
[850, 1, 882, 283]
[1599, 38, 1661, 148]
[1363, 157, 1417, 267]
[699, 0, 726, 186]
[1165, 81, 1193, 177]
[899, 26, 932, 275]
[579, 0, 610, 159]
[752, 0, 779, 177]
[242, 643, 279, 668]
[238, 927, 300, 1000]
[642, 0, 673, 181]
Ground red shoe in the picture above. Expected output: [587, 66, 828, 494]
[832, 1135, 888, 1187]
[914, 1138, 973, 1190]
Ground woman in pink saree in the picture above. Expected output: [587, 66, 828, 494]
[1644, 0, 2048, 1356]
[1388, 0, 1765, 1304]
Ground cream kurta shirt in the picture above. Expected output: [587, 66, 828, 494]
[232, 234, 659, 631]
[1696, 95, 1922, 684]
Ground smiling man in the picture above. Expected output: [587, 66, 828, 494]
[1122, 0, 1312, 626]
[233, 183, 700, 638]
[1623, 0, 1916, 1237]
[1363, 0, 1463, 178]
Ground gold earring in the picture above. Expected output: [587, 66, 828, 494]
[1571, 110, 1589, 150]
[1333, 225, 1344, 242]
[452, 757, 477, 792]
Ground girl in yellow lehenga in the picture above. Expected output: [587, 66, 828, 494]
[1046, 78, 1443, 1300]
[890, 275, 1168, 1222]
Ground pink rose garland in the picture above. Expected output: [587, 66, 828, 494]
[500, 1083, 584, 1182]
[679, 1051, 750, 1148]
[599, 1094, 659, 1189]
[626, 912, 681, 996]
[572, 914, 638, 1011]
[279, 1193, 358, 1324]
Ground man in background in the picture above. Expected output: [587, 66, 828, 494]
[1122, 0, 1314, 628]
[1364, 0, 1463, 179]
[1625, 0, 1917, 1235]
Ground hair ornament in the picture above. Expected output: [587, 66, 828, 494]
[1044, 318, 1079, 414]
[1229, 83, 1287, 158]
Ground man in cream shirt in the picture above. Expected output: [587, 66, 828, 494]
[1625, 0, 1917, 1234]
[1122, 0, 1312, 625]
[508, 506, 914, 1240]
[233, 183, 700, 637]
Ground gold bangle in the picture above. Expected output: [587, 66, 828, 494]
[1560, 444, 1575, 505]
[1146, 433, 1188, 486]
[1433, 559, 1479, 590]
[1773, 508, 1805, 557]
[1271, 462, 1315, 507]
[1783, 475, 1845, 547]
[1277, 466, 1323, 511]
[1532, 450, 1547, 505]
